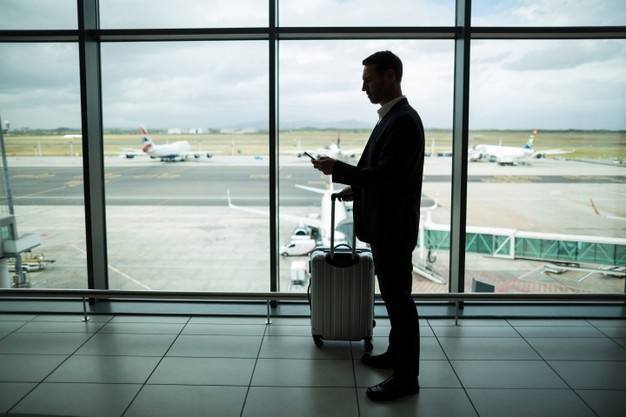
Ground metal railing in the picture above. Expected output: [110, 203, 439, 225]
[1, 289, 624, 325]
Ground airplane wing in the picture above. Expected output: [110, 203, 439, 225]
[119, 148, 145, 159]
[532, 149, 575, 159]
[226, 190, 323, 229]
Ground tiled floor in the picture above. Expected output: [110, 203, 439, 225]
[0, 314, 625, 417]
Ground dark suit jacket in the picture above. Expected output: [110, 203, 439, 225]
[332, 98, 424, 247]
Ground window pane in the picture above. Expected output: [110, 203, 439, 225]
[101, 41, 270, 291]
[472, 0, 626, 26]
[0, 43, 86, 288]
[279, 40, 454, 294]
[99, 0, 268, 29]
[0, 0, 77, 29]
[466, 39, 626, 293]
[279, 0, 455, 27]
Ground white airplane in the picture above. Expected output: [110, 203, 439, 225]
[227, 180, 438, 251]
[227, 182, 352, 248]
[469, 129, 575, 166]
[122, 126, 214, 162]
[296, 131, 362, 161]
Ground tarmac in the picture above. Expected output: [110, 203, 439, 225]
[2, 155, 624, 294]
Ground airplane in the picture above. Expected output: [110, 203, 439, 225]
[227, 180, 438, 253]
[122, 126, 214, 162]
[589, 198, 626, 221]
[295, 130, 362, 161]
[227, 181, 353, 249]
[469, 129, 575, 166]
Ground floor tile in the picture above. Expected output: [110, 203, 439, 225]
[259, 335, 353, 359]
[182, 322, 267, 336]
[0, 332, 93, 355]
[451, 360, 567, 389]
[0, 321, 27, 333]
[110, 315, 189, 324]
[526, 337, 626, 361]
[10, 382, 142, 417]
[98, 321, 186, 334]
[595, 326, 626, 339]
[0, 314, 36, 321]
[0, 382, 37, 413]
[466, 388, 597, 417]
[431, 325, 520, 338]
[17, 320, 106, 333]
[32, 314, 111, 323]
[190, 316, 267, 325]
[509, 319, 593, 328]
[242, 386, 359, 417]
[437, 337, 540, 360]
[75, 333, 177, 356]
[354, 360, 461, 389]
[0, 354, 68, 382]
[125, 385, 248, 417]
[264, 323, 313, 336]
[359, 388, 478, 417]
[45, 355, 161, 384]
[252, 358, 354, 387]
[167, 334, 263, 358]
[430, 319, 511, 327]
[514, 326, 606, 338]
[576, 389, 626, 417]
[148, 357, 256, 385]
[549, 361, 626, 389]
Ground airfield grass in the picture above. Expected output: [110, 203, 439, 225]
[3, 129, 624, 160]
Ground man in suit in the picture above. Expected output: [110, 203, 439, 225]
[312, 50, 424, 401]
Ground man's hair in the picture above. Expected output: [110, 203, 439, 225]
[362, 50, 403, 83]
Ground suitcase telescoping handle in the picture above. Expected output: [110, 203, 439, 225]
[330, 193, 357, 261]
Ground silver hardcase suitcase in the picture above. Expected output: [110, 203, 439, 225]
[309, 193, 375, 351]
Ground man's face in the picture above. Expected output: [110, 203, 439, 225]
[361, 64, 387, 105]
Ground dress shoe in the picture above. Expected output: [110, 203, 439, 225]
[366, 376, 420, 401]
[360, 352, 394, 369]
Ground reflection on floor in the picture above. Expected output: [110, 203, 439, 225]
[0, 314, 625, 417]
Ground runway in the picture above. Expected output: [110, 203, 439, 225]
[4, 156, 625, 207]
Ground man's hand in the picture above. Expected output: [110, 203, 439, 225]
[335, 186, 354, 202]
[312, 156, 336, 175]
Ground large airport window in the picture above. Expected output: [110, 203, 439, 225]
[1, 0, 624, 299]
[99, 0, 268, 29]
[101, 41, 271, 291]
[0, 0, 77, 30]
[278, 0, 455, 27]
[472, 0, 626, 26]
[0, 43, 85, 289]
[464, 39, 626, 294]
[278, 40, 455, 294]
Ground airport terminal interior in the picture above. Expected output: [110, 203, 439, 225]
[1, 1, 625, 416]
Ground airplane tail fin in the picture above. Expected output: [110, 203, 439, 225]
[140, 125, 153, 152]
[523, 129, 538, 150]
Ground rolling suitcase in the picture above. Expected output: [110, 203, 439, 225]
[308, 193, 375, 351]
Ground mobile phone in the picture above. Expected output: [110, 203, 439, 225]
[303, 151, 315, 160]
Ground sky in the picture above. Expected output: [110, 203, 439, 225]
[0, 0, 625, 131]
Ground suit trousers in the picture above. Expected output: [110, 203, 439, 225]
[370, 240, 420, 382]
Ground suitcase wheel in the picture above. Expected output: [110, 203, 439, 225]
[313, 335, 324, 348]
[364, 337, 373, 353]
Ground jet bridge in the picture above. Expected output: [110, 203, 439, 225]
[421, 218, 626, 276]
[0, 215, 41, 287]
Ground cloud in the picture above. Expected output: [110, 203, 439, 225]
[0, 1, 623, 130]
[505, 40, 625, 71]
